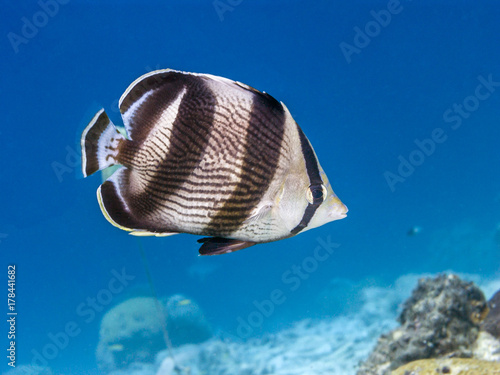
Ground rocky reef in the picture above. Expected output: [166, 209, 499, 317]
[483, 289, 500, 339]
[163, 294, 213, 347]
[392, 358, 500, 375]
[9, 273, 500, 375]
[357, 274, 495, 375]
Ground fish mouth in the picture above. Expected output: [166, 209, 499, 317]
[336, 208, 348, 219]
[330, 199, 348, 219]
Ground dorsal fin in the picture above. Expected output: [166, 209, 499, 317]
[118, 69, 283, 144]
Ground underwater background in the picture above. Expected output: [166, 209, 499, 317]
[2, 0, 500, 374]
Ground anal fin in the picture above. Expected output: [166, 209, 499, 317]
[197, 237, 256, 256]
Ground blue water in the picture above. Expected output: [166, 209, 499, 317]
[2, 1, 500, 373]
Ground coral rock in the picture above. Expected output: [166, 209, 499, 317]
[96, 297, 168, 372]
[357, 274, 487, 375]
[472, 331, 500, 362]
[164, 294, 212, 347]
[392, 358, 500, 375]
[482, 289, 500, 338]
[96, 295, 211, 372]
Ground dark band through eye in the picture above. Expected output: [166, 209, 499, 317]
[309, 184, 324, 204]
[290, 124, 324, 235]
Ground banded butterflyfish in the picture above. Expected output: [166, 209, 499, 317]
[81, 69, 347, 255]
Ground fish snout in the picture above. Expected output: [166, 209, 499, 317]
[330, 197, 348, 220]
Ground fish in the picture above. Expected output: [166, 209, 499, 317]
[81, 69, 347, 255]
[177, 299, 192, 306]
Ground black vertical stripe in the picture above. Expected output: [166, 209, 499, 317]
[108, 76, 218, 232]
[290, 125, 323, 235]
[120, 72, 194, 146]
[100, 169, 135, 228]
[121, 71, 176, 114]
[297, 126, 322, 185]
[205, 91, 286, 235]
[138, 78, 216, 225]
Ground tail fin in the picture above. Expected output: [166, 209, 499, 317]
[81, 109, 127, 177]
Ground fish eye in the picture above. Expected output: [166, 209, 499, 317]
[306, 184, 327, 204]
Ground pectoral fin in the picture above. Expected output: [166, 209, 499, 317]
[243, 203, 273, 224]
[197, 237, 256, 256]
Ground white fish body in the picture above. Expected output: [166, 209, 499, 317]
[81, 69, 347, 255]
